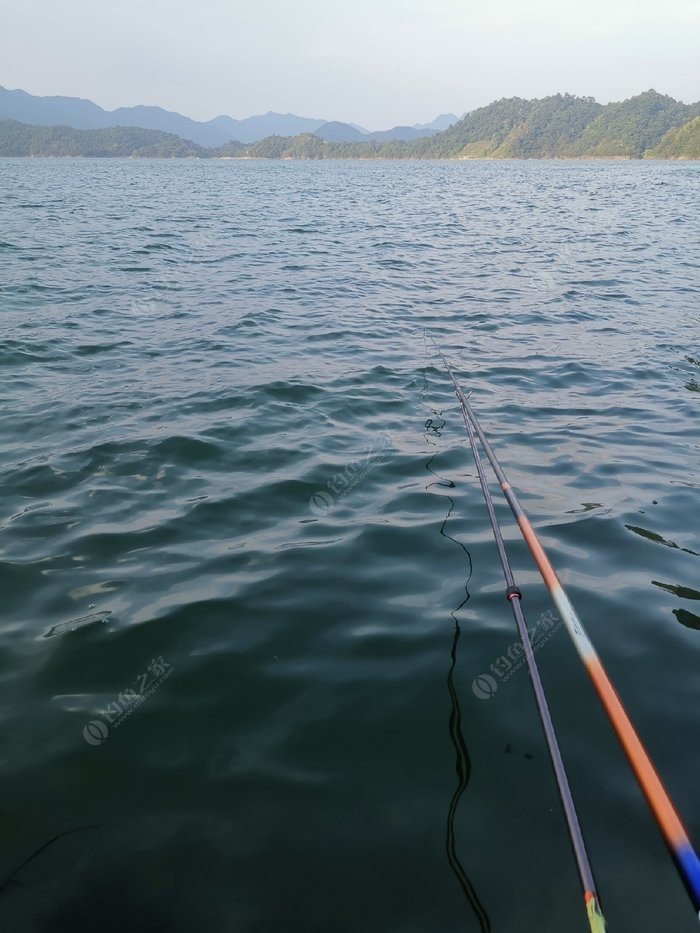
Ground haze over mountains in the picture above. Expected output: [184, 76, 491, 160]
[1, 86, 698, 160]
[0, 85, 458, 145]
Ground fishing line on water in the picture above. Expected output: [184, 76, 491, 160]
[419, 350, 491, 933]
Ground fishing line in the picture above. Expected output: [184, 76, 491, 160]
[434, 343, 606, 931]
[433, 337, 700, 923]
[0, 825, 100, 895]
[420, 361, 491, 932]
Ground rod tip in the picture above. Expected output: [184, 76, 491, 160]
[585, 893, 606, 932]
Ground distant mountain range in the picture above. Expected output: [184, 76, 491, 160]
[0, 84, 457, 145]
[1, 90, 698, 160]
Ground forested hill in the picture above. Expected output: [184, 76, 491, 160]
[0, 120, 209, 157]
[2, 91, 700, 159]
[230, 92, 699, 159]
[647, 116, 700, 159]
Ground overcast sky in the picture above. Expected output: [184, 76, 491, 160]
[2, 0, 698, 128]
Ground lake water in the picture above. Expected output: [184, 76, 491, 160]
[1, 157, 699, 932]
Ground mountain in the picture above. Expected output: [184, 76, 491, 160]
[3, 91, 700, 160]
[0, 84, 448, 145]
[0, 87, 107, 129]
[313, 121, 367, 142]
[420, 94, 604, 158]
[647, 115, 700, 159]
[0, 85, 327, 145]
[366, 125, 435, 142]
[105, 104, 235, 147]
[413, 113, 459, 131]
[400, 91, 698, 159]
[0, 119, 207, 157]
[311, 120, 437, 142]
[220, 112, 326, 143]
[239, 92, 700, 159]
[566, 90, 700, 158]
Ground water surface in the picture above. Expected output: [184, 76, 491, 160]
[1, 157, 699, 931]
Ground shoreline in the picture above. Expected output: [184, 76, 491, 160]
[2, 154, 696, 162]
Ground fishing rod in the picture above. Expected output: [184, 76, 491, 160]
[454, 382, 606, 931]
[434, 342, 700, 922]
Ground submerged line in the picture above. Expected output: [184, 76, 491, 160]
[0, 825, 100, 894]
[421, 363, 491, 933]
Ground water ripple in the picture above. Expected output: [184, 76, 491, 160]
[0, 157, 698, 932]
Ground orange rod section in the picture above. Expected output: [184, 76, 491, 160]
[585, 654, 692, 849]
[504, 485, 690, 850]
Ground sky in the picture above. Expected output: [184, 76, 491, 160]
[1, 0, 699, 129]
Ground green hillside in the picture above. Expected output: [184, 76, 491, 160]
[647, 116, 700, 159]
[433, 94, 602, 158]
[0, 120, 206, 157]
[2, 90, 700, 159]
[222, 91, 700, 160]
[565, 90, 700, 158]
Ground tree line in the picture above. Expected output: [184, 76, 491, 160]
[2, 91, 699, 159]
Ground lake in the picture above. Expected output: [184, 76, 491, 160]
[1, 156, 699, 931]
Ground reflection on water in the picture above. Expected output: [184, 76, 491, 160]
[652, 579, 700, 629]
[673, 608, 700, 631]
[566, 501, 603, 514]
[652, 581, 700, 601]
[626, 525, 700, 558]
[42, 610, 112, 639]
